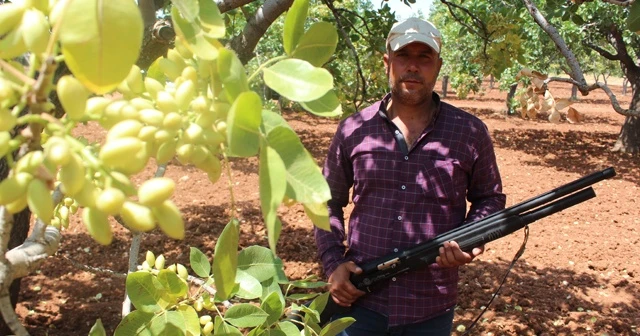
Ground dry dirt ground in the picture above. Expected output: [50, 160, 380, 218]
[14, 80, 640, 336]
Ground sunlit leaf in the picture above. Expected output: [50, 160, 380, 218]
[567, 107, 582, 123]
[212, 219, 240, 300]
[218, 48, 249, 101]
[263, 59, 333, 102]
[266, 125, 331, 204]
[171, 6, 219, 61]
[89, 319, 107, 336]
[320, 317, 355, 336]
[291, 22, 338, 67]
[190, 247, 211, 278]
[126, 272, 170, 313]
[146, 56, 166, 83]
[199, 0, 225, 38]
[540, 90, 554, 113]
[283, 0, 310, 55]
[157, 269, 188, 298]
[238, 246, 287, 283]
[300, 90, 343, 117]
[278, 321, 300, 335]
[57, 0, 143, 94]
[235, 269, 262, 300]
[149, 311, 186, 335]
[176, 305, 201, 336]
[224, 304, 269, 328]
[114, 310, 154, 336]
[261, 291, 284, 326]
[259, 146, 287, 252]
[227, 91, 262, 157]
[303, 202, 330, 231]
[531, 77, 545, 89]
[214, 315, 243, 336]
[171, 0, 199, 22]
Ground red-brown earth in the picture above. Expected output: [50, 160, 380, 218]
[15, 79, 640, 335]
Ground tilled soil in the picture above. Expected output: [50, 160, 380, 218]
[15, 80, 640, 335]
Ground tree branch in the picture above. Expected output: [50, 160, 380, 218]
[138, 0, 157, 29]
[5, 226, 61, 279]
[216, 0, 256, 13]
[322, 0, 367, 110]
[583, 41, 619, 60]
[228, 0, 294, 64]
[0, 296, 27, 336]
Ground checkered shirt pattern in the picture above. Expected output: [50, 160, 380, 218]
[315, 93, 506, 326]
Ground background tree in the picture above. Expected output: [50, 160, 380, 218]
[431, 0, 640, 153]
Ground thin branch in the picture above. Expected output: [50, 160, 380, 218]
[0, 296, 28, 336]
[322, 0, 367, 110]
[583, 41, 619, 60]
[5, 226, 61, 279]
[0, 60, 35, 86]
[138, 0, 157, 29]
[546, 77, 640, 117]
[600, 0, 633, 5]
[0, 207, 14, 254]
[215, 0, 256, 13]
[61, 255, 127, 278]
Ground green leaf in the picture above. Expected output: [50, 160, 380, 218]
[57, 0, 143, 94]
[214, 315, 243, 336]
[261, 277, 285, 302]
[89, 319, 107, 336]
[278, 321, 300, 336]
[171, 6, 219, 61]
[300, 90, 343, 117]
[261, 291, 284, 326]
[225, 303, 269, 328]
[263, 59, 333, 102]
[266, 126, 331, 204]
[149, 311, 186, 335]
[189, 247, 211, 277]
[235, 269, 262, 300]
[218, 48, 249, 102]
[259, 145, 287, 252]
[303, 202, 330, 231]
[628, 0, 640, 33]
[114, 310, 154, 336]
[170, 0, 199, 22]
[199, 0, 225, 38]
[146, 56, 166, 83]
[304, 292, 329, 323]
[283, 0, 310, 55]
[212, 218, 240, 300]
[261, 110, 291, 135]
[156, 269, 188, 298]
[320, 317, 356, 336]
[126, 271, 170, 313]
[238, 246, 285, 283]
[176, 305, 201, 336]
[227, 91, 262, 157]
[291, 22, 338, 67]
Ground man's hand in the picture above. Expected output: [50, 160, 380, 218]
[328, 261, 366, 307]
[436, 241, 484, 268]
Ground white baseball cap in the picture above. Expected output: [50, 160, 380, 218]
[386, 17, 442, 54]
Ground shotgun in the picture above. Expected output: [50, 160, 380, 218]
[291, 167, 616, 328]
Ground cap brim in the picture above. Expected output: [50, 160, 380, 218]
[389, 35, 440, 54]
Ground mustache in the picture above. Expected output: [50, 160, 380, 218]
[399, 74, 424, 82]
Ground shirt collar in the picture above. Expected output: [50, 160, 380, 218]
[377, 92, 442, 122]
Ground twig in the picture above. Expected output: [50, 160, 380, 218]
[0, 60, 35, 86]
[0, 295, 28, 336]
[61, 255, 127, 278]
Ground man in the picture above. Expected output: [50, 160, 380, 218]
[314, 17, 506, 336]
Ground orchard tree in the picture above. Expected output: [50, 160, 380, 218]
[0, 0, 360, 335]
[432, 0, 640, 153]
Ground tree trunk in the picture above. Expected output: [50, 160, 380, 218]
[489, 74, 494, 89]
[0, 160, 31, 335]
[441, 75, 449, 98]
[623, 78, 628, 96]
[506, 83, 518, 114]
[612, 88, 640, 153]
[571, 84, 578, 100]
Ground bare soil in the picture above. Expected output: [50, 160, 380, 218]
[15, 80, 640, 335]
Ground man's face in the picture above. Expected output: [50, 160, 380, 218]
[384, 42, 442, 106]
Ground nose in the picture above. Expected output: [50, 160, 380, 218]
[406, 59, 419, 73]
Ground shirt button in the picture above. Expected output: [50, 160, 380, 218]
[392, 277, 397, 281]
[397, 216, 402, 220]
[395, 130, 400, 135]
[401, 185, 406, 190]
[393, 248, 398, 252]
[404, 156, 409, 160]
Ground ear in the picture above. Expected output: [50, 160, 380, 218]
[383, 53, 390, 74]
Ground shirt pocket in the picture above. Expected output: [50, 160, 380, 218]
[416, 159, 466, 201]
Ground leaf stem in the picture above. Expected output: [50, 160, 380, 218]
[247, 55, 288, 84]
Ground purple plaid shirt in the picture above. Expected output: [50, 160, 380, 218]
[315, 93, 506, 326]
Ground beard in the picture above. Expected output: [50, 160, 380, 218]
[389, 73, 430, 106]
